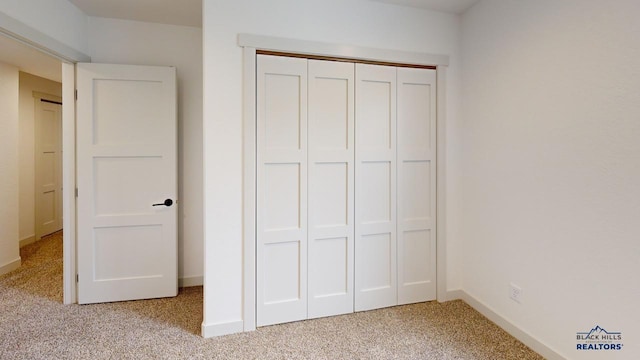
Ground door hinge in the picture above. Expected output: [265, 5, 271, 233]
[75, 188, 78, 197]
[75, 89, 78, 100]
[76, 274, 79, 283]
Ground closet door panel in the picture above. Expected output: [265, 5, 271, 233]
[358, 81, 392, 150]
[257, 55, 308, 326]
[355, 64, 397, 311]
[360, 161, 392, 223]
[397, 67, 437, 304]
[308, 60, 355, 319]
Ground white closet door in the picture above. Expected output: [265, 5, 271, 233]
[307, 60, 355, 319]
[355, 64, 397, 311]
[257, 55, 308, 326]
[397, 68, 437, 304]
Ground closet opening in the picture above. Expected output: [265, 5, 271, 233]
[241, 34, 449, 332]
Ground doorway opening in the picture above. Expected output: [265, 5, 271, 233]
[0, 33, 64, 300]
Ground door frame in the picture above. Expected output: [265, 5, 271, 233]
[61, 63, 76, 304]
[1, 17, 91, 305]
[239, 34, 449, 331]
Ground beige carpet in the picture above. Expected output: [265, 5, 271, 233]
[0, 232, 544, 359]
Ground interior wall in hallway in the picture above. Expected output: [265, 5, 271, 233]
[0, 61, 21, 274]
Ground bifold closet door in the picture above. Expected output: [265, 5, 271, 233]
[257, 55, 308, 326]
[307, 60, 355, 319]
[257, 55, 437, 325]
[397, 68, 437, 305]
[354, 64, 398, 312]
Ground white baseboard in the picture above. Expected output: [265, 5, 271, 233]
[445, 289, 464, 301]
[458, 290, 565, 360]
[0, 257, 21, 276]
[201, 320, 244, 338]
[179, 275, 203, 288]
[19, 235, 37, 248]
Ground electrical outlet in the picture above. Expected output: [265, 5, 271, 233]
[509, 283, 522, 303]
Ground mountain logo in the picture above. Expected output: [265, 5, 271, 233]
[576, 325, 623, 351]
[577, 325, 621, 340]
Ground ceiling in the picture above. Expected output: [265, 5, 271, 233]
[0, 34, 62, 82]
[0, 0, 202, 83]
[67, 0, 473, 29]
[68, 0, 202, 28]
[372, 0, 479, 13]
[0, 0, 473, 83]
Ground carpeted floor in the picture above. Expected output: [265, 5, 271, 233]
[0, 232, 544, 359]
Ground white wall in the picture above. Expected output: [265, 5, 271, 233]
[18, 72, 62, 244]
[202, 0, 463, 336]
[0, 0, 88, 55]
[87, 17, 204, 285]
[461, 0, 640, 359]
[0, 62, 20, 275]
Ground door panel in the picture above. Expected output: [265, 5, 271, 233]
[77, 63, 177, 304]
[308, 60, 355, 319]
[355, 64, 397, 311]
[397, 68, 437, 304]
[93, 80, 166, 145]
[360, 161, 392, 223]
[93, 225, 164, 279]
[263, 241, 303, 303]
[257, 55, 308, 326]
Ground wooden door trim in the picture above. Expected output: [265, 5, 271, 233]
[257, 50, 436, 70]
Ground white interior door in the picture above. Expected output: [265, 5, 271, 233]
[397, 68, 437, 304]
[35, 97, 63, 239]
[354, 63, 398, 311]
[307, 59, 355, 319]
[256, 55, 308, 326]
[76, 63, 177, 304]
